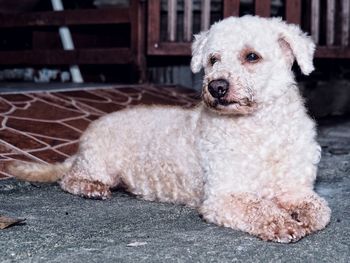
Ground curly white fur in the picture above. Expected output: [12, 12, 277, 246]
[9, 16, 330, 243]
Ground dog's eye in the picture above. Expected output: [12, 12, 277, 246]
[210, 56, 218, 66]
[245, 52, 261, 63]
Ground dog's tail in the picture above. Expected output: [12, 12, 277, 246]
[6, 157, 75, 183]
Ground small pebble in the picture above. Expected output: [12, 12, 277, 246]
[339, 161, 349, 172]
[127, 241, 147, 247]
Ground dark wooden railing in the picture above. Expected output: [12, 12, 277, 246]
[147, 0, 350, 58]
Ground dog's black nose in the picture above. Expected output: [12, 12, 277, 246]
[208, 79, 229, 98]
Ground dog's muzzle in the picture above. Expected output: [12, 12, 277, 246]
[204, 78, 257, 115]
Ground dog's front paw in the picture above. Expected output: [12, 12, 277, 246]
[287, 199, 331, 233]
[258, 217, 306, 243]
[276, 192, 331, 234]
[199, 193, 310, 243]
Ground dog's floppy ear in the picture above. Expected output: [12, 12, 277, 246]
[274, 19, 315, 75]
[191, 30, 209, 73]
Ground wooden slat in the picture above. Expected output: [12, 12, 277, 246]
[341, 0, 350, 46]
[147, 42, 191, 56]
[201, 0, 211, 31]
[223, 0, 240, 18]
[183, 0, 193, 41]
[255, 0, 271, 17]
[147, 0, 161, 54]
[130, 0, 139, 63]
[316, 46, 350, 58]
[311, 0, 320, 44]
[285, 0, 301, 25]
[167, 0, 177, 41]
[130, 0, 147, 82]
[0, 48, 132, 65]
[326, 0, 335, 46]
[0, 8, 130, 28]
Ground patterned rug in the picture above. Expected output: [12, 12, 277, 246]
[0, 85, 199, 179]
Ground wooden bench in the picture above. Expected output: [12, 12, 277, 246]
[0, 0, 146, 81]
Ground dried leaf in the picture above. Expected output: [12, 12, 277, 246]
[0, 215, 25, 229]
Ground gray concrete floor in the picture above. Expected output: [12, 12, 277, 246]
[1, 117, 350, 263]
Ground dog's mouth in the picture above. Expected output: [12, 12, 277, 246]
[205, 96, 257, 115]
[215, 98, 250, 107]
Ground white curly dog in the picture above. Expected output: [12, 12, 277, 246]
[9, 16, 331, 243]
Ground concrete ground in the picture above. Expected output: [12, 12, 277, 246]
[1, 117, 350, 263]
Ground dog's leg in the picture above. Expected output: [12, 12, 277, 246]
[199, 193, 307, 243]
[273, 190, 331, 234]
[59, 153, 118, 200]
[60, 176, 112, 200]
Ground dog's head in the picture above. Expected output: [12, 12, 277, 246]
[191, 15, 315, 115]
